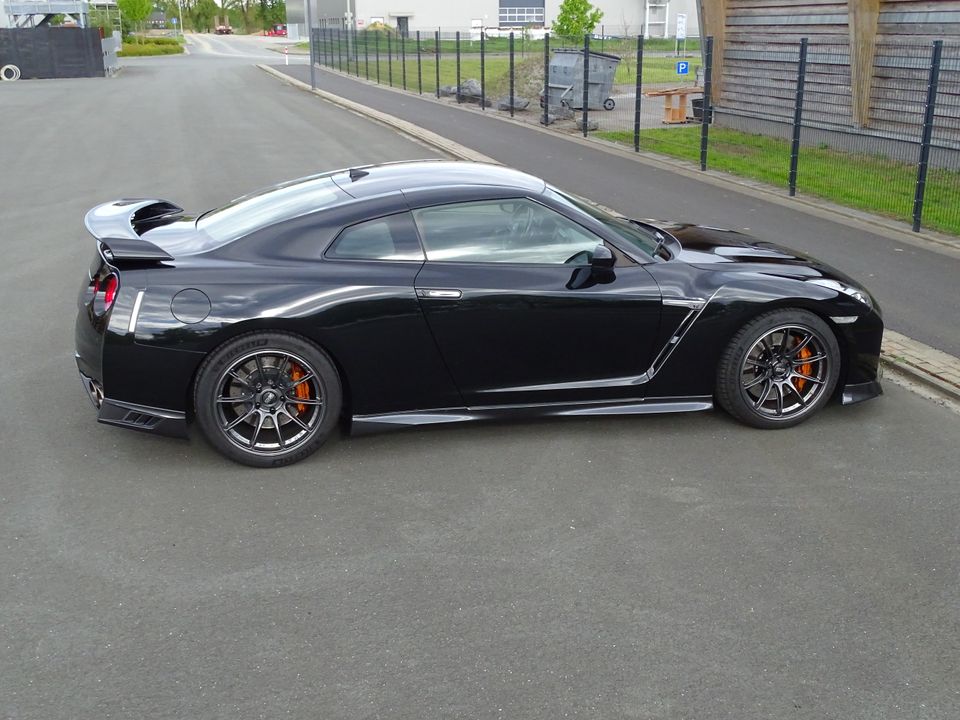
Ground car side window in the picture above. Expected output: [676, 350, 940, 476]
[412, 198, 604, 264]
[325, 213, 425, 261]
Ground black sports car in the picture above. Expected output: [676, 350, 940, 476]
[75, 161, 883, 467]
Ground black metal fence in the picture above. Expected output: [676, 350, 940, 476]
[310, 28, 960, 236]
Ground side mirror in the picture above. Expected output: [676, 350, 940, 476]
[590, 244, 615, 270]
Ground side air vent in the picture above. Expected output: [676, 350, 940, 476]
[122, 411, 162, 429]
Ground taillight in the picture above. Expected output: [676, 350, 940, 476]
[103, 274, 119, 309]
[91, 273, 119, 314]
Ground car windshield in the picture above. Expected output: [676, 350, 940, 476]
[195, 176, 350, 248]
[545, 186, 662, 258]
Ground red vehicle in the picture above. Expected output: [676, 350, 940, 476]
[265, 23, 286, 37]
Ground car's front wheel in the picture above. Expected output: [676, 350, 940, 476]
[716, 309, 841, 428]
[194, 331, 342, 467]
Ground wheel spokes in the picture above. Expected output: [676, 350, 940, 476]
[741, 324, 830, 419]
[216, 349, 325, 455]
[224, 407, 256, 431]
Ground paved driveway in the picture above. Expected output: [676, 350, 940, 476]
[0, 54, 958, 720]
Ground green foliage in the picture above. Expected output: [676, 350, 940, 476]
[596, 126, 960, 235]
[118, 41, 185, 56]
[257, 0, 285, 29]
[552, 0, 603, 40]
[117, 0, 153, 25]
[88, 7, 121, 35]
[365, 21, 396, 35]
[223, 0, 256, 32]
[191, 0, 218, 32]
[138, 35, 180, 44]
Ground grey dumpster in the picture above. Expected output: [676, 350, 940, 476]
[541, 48, 621, 111]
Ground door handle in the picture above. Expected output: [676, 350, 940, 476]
[417, 288, 462, 299]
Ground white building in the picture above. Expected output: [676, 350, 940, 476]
[302, 0, 699, 38]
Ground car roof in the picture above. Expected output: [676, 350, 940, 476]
[330, 160, 547, 199]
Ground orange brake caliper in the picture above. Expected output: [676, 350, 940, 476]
[794, 345, 814, 392]
[289, 363, 311, 414]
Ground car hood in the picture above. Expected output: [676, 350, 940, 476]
[644, 221, 860, 283]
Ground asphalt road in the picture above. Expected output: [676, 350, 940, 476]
[278, 63, 960, 359]
[1, 38, 958, 720]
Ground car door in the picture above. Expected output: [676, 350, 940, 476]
[410, 195, 663, 407]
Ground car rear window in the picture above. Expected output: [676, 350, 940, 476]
[195, 177, 350, 250]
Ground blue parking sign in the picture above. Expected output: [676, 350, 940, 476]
[676, 61, 689, 75]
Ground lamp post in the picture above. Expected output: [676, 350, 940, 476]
[177, 0, 184, 36]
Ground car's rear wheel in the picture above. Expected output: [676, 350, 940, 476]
[716, 309, 840, 429]
[194, 331, 342, 467]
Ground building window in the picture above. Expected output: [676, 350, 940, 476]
[498, 6, 544, 25]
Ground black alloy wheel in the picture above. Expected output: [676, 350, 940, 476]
[716, 309, 840, 428]
[195, 332, 342, 467]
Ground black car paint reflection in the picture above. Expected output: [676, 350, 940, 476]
[75, 161, 883, 465]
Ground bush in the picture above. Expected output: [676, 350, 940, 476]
[123, 34, 181, 45]
[118, 42, 185, 56]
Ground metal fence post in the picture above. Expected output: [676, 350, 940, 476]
[387, 32, 392, 86]
[364, 30, 369, 80]
[456, 31, 462, 103]
[401, 30, 406, 90]
[700, 36, 714, 171]
[435, 30, 441, 98]
[336, 28, 342, 72]
[308, 25, 316, 89]
[634, 34, 644, 151]
[375, 31, 381, 83]
[582, 34, 590, 137]
[417, 30, 422, 94]
[509, 32, 515, 117]
[480, 31, 486, 110]
[543, 32, 550, 126]
[788, 38, 809, 197]
[913, 40, 943, 233]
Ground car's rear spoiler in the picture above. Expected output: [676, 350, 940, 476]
[85, 198, 183, 263]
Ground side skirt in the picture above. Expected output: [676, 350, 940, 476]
[351, 396, 714, 435]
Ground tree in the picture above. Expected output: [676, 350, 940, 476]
[191, 0, 217, 32]
[117, 0, 153, 40]
[256, 0, 285, 30]
[224, 0, 255, 32]
[552, 0, 603, 40]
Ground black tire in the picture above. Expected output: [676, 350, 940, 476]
[716, 309, 840, 429]
[603, 98, 615, 111]
[194, 331, 342, 467]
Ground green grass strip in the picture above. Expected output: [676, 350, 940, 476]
[597, 127, 960, 235]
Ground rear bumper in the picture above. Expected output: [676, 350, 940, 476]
[77, 365, 188, 439]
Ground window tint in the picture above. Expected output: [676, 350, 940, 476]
[412, 199, 602, 264]
[326, 214, 425, 261]
[195, 177, 350, 252]
[545, 186, 661, 258]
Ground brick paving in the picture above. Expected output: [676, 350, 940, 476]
[883, 330, 960, 399]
